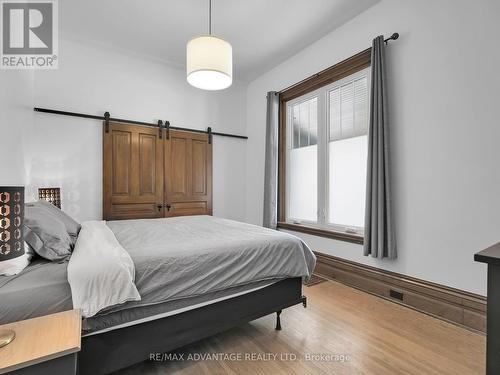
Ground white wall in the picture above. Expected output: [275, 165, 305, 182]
[29, 38, 247, 222]
[0, 70, 34, 186]
[246, 0, 500, 295]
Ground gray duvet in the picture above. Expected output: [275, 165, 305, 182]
[105, 215, 316, 312]
[0, 259, 72, 324]
[1, 216, 316, 326]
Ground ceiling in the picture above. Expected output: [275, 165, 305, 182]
[60, 0, 380, 82]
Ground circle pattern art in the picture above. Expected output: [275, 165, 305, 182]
[0, 187, 24, 258]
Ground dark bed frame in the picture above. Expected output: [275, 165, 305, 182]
[78, 277, 306, 375]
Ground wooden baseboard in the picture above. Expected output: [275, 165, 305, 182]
[314, 252, 486, 333]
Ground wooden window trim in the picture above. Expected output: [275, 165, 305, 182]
[278, 49, 371, 244]
[277, 222, 364, 245]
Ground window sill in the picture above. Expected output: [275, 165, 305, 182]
[277, 222, 364, 245]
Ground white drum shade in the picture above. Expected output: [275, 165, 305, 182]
[186, 36, 232, 90]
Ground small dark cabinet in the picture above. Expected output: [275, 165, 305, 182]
[475, 243, 500, 374]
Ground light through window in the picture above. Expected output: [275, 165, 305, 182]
[285, 68, 370, 234]
[288, 97, 317, 222]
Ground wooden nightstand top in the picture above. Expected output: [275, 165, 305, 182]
[0, 309, 81, 374]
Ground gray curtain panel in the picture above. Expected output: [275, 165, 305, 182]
[263, 91, 279, 229]
[364, 36, 396, 259]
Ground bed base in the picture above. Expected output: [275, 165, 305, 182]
[79, 277, 306, 375]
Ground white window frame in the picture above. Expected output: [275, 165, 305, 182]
[285, 67, 371, 235]
[285, 88, 323, 226]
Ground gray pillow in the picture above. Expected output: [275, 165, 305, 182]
[24, 203, 72, 261]
[35, 200, 81, 245]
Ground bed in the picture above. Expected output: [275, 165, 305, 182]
[0, 215, 315, 375]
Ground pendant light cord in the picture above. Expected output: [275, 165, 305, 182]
[208, 0, 212, 35]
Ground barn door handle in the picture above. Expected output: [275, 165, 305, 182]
[165, 204, 172, 211]
[156, 204, 163, 211]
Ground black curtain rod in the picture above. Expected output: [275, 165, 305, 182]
[384, 32, 399, 44]
[33, 107, 248, 140]
[277, 32, 399, 95]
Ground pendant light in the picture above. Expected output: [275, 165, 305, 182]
[186, 0, 233, 90]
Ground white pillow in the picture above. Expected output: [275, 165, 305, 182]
[0, 242, 34, 276]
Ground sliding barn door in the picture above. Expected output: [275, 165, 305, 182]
[164, 130, 213, 217]
[103, 122, 164, 220]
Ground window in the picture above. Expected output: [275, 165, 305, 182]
[288, 96, 318, 222]
[327, 73, 368, 230]
[279, 51, 371, 242]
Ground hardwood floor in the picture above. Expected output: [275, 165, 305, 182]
[115, 280, 485, 375]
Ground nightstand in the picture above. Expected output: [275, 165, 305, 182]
[0, 310, 81, 375]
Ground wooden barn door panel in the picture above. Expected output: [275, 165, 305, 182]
[192, 139, 208, 196]
[168, 136, 189, 200]
[103, 122, 164, 220]
[111, 130, 132, 195]
[164, 131, 212, 217]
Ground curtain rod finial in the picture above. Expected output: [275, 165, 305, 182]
[384, 32, 399, 44]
